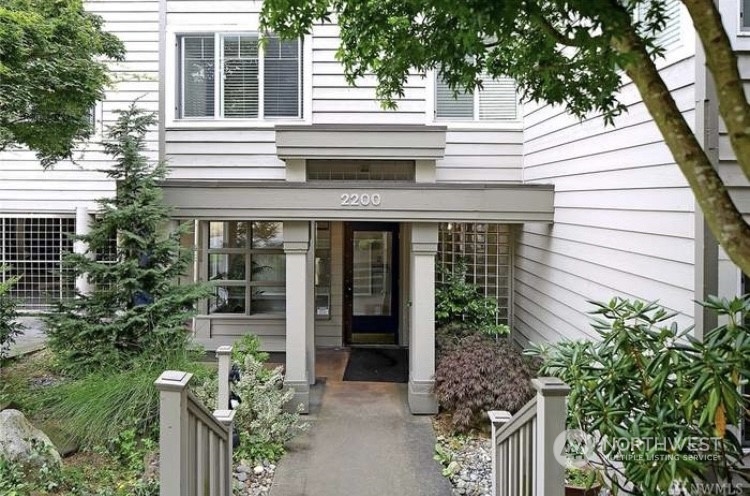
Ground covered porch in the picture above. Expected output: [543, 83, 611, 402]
[163, 181, 554, 414]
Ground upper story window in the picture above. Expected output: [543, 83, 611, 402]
[742, 0, 750, 31]
[178, 34, 302, 120]
[307, 160, 416, 182]
[435, 75, 518, 122]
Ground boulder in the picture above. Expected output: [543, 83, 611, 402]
[0, 409, 61, 469]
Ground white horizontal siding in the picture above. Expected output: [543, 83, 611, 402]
[515, 55, 697, 345]
[437, 130, 523, 182]
[310, 23, 426, 125]
[165, 129, 285, 180]
[0, 0, 160, 214]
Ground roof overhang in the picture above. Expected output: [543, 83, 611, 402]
[161, 181, 555, 223]
[275, 124, 447, 160]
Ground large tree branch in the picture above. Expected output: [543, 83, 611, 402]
[682, 0, 750, 182]
[527, 7, 585, 48]
[610, 27, 750, 275]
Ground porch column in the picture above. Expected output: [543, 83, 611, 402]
[408, 222, 439, 414]
[74, 206, 92, 295]
[283, 221, 312, 413]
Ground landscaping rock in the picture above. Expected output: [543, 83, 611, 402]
[0, 409, 61, 469]
[233, 458, 276, 495]
[434, 434, 492, 496]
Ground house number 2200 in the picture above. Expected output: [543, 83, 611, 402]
[340, 193, 382, 207]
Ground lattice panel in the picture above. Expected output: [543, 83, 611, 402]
[438, 223, 512, 323]
[0, 218, 75, 309]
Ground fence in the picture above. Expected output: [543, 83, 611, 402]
[489, 377, 570, 496]
[155, 346, 235, 496]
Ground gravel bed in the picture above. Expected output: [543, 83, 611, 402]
[234, 460, 276, 495]
[435, 435, 492, 496]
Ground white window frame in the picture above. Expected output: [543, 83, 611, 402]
[178, 32, 301, 121]
[166, 26, 312, 128]
[740, 0, 750, 34]
[426, 71, 523, 130]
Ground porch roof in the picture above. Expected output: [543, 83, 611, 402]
[161, 181, 555, 223]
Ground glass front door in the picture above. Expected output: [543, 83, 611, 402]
[344, 223, 399, 344]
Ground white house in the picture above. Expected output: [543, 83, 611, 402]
[0, 0, 748, 427]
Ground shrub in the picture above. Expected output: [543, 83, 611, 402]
[435, 261, 501, 330]
[434, 335, 536, 432]
[35, 350, 209, 448]
[526, 297, 750, 496]
[0, 268, 24, 362]
[193, 335, 306, 464]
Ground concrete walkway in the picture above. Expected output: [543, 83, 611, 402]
[270, 350, 453, 496]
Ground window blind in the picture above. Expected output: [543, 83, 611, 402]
[435, 77, 474, 119]
[264, 37, 300, 117]
[222, 35, 259, 118]
[181, 36, 215, 118]
[479, 78, 518, 121]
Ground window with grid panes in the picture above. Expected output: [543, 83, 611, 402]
[437, 223, 511, 323]
[178, 34, 301, 119]
[206, 221, 285, 315]
[435, 74, 518, 121]
[0, 218, 75, 309]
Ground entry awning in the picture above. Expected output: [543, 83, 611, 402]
[275, 124, 447, 160]
[161, 182, 555, 223]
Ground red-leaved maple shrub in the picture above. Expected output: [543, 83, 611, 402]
[434, 335, 536, 432]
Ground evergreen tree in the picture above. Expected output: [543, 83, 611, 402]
[46, 106, 211, 375]
[0, 268, 24, 362]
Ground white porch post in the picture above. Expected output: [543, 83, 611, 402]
[74, 206, 92, 295]
[283, 221, 312, 413]
[408, 222, 439, 414]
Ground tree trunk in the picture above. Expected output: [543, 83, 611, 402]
[610, 28, 750, 276]
[682, 0, 750, 181]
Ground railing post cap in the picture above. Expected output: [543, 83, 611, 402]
[216, 346, 233, 356]
[531, 377, 570, 396]
[154, 370, 193, 391]
[488, 410, 513, 424]
[213, 409, 236, 425]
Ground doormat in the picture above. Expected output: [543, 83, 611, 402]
[342, 347, 408, 383]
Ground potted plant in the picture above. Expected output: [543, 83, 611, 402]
[565, 466, 601, 496]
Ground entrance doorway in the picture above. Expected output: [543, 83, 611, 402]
[343, 222, 400, 345]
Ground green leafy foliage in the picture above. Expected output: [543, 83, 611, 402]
[232, 333, 270, 365]
[435, 262, 502, 331]
[0, 266, 24, 362]
[193, 335, 307, 464]
[259, 0, 674, 124]
[0, 0, 124, 166]
[34, 350, 209, 448]
[434, 335, 536, 432]
[45, 106, 212, 375]
[433, 438, 460, 478]
[526, 297, 750, 495]
[0, 439, 160, 496]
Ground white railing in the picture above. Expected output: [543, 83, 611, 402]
[489, 377, 570, 496]
[155, 346, 236, 496]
